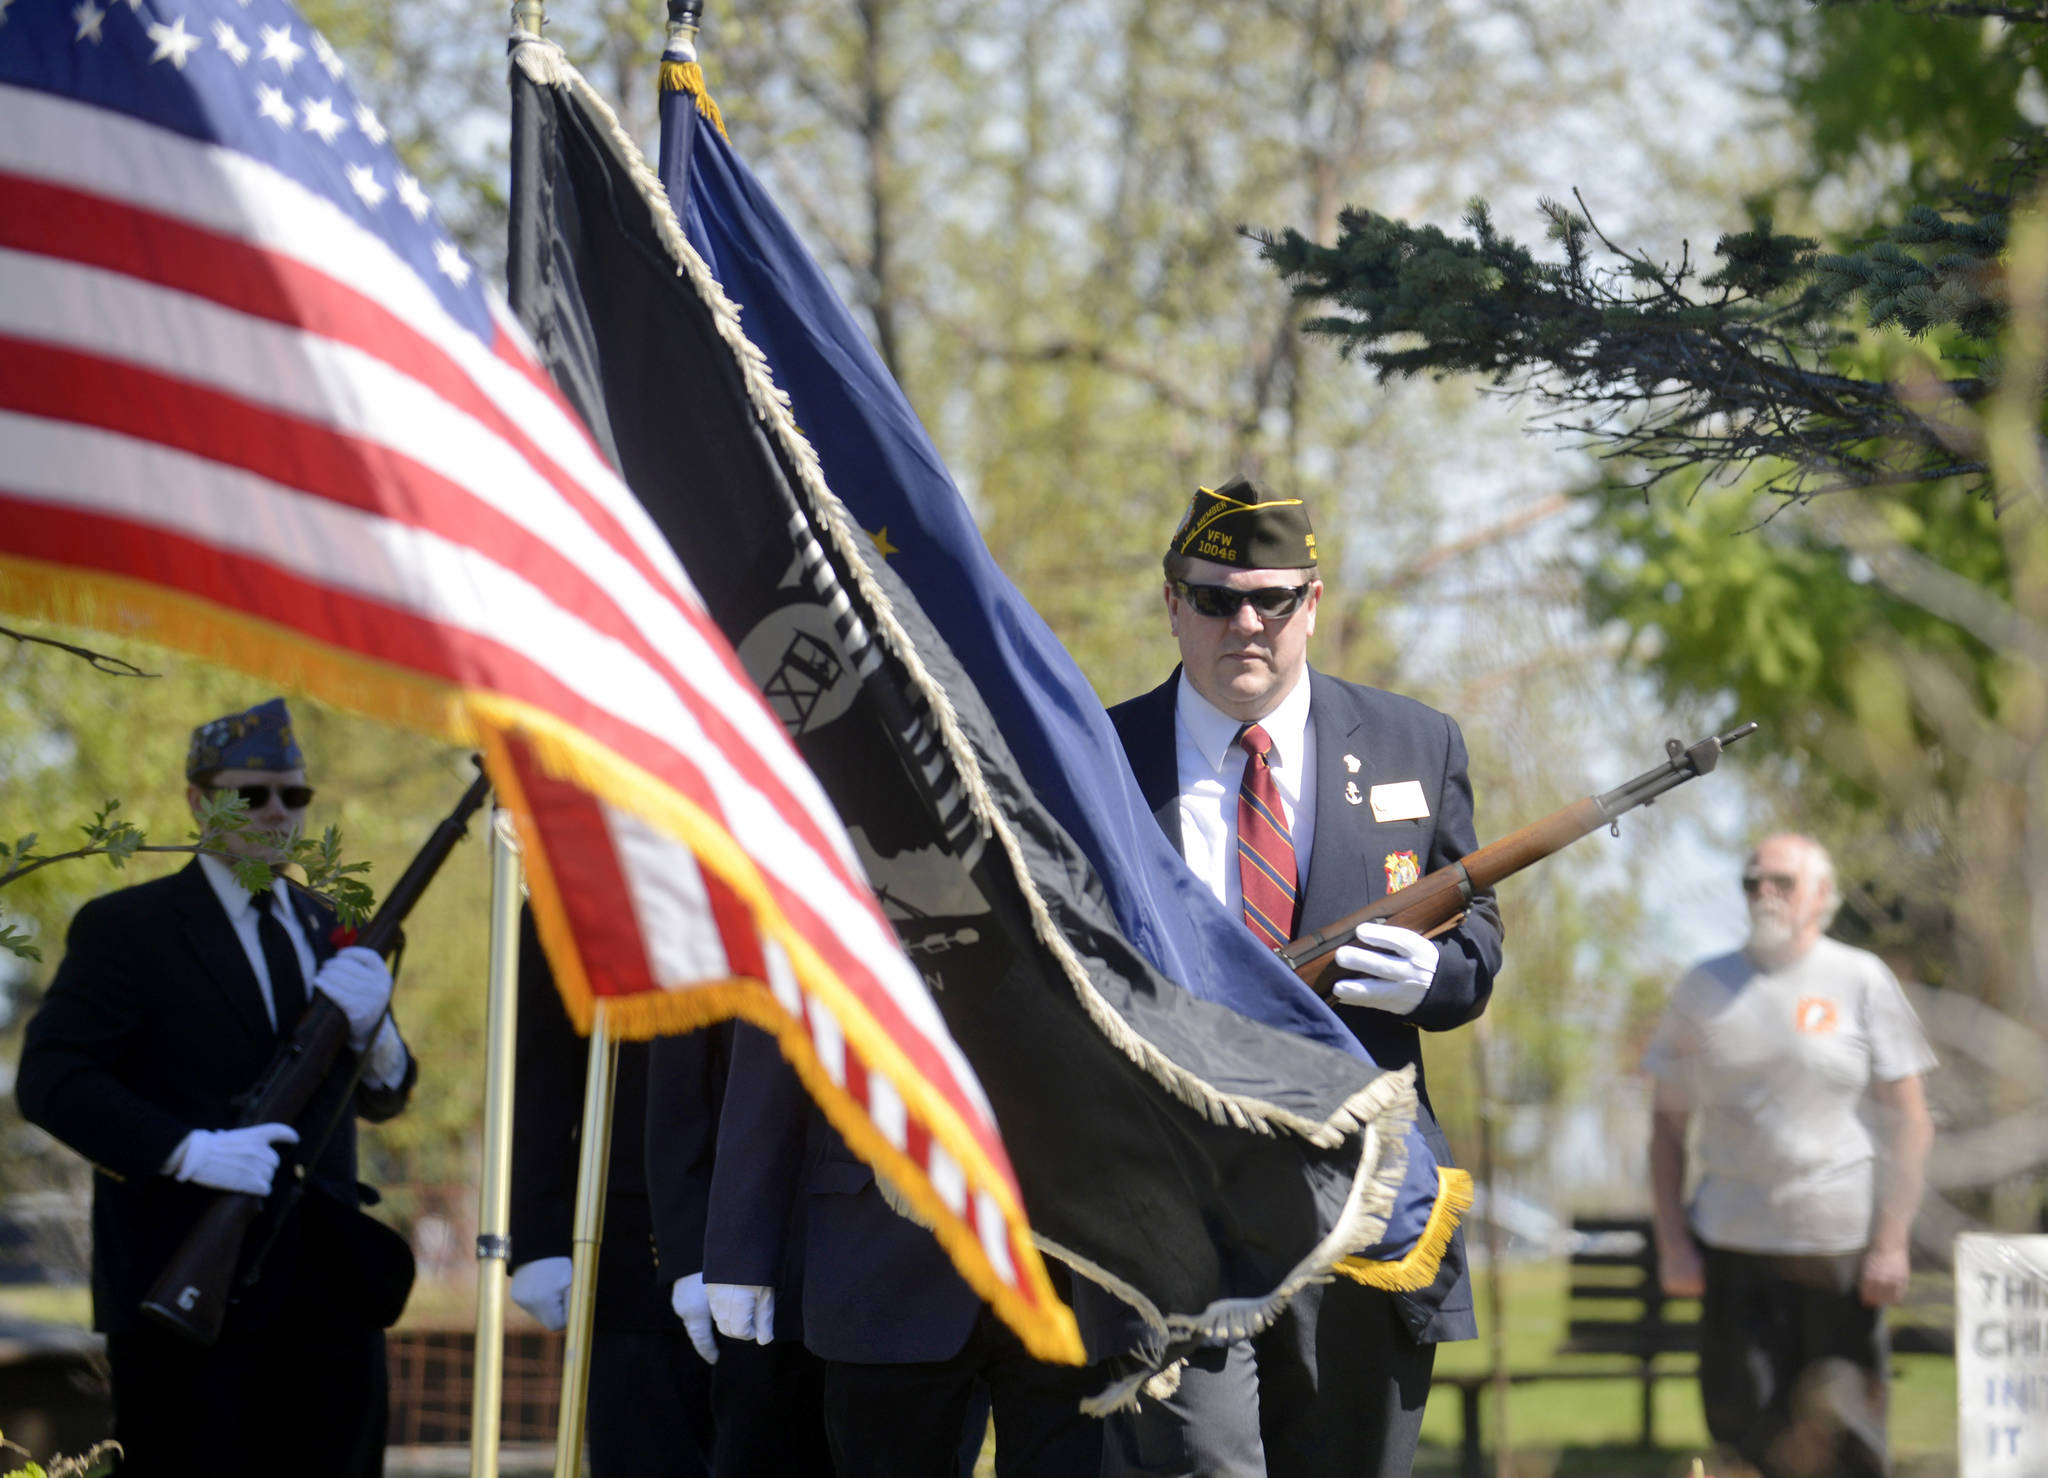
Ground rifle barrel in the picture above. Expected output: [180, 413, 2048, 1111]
[1283, 723, 1755, 1000]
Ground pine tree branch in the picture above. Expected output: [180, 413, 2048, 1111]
[1256, 191, 2008, 501]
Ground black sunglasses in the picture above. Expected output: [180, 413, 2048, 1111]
[1172, 580, 1312, 621]
[1740, 870, 1798, 896]
[208, 783, 316, 811]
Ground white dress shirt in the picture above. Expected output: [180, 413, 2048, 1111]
[196, 852, 407, 1088]
[1172, 667, 1317, 916]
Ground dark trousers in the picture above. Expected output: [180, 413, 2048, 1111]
[821, 1306, 1104, 1478]
[106, 1320, 387, 1477]
[712, 1335, 833, 1477]
[1103, 1281, 1434, 1478]
[587, 1328, 715, 1478]
[1257, 1278, 1436, 1478]
[1699, 1243, 1889, 1478]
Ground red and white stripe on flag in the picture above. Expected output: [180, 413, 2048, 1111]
[0, 73, 1078, 1362]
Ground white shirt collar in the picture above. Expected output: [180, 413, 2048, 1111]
[196, 850, 291, 922]
[1174, 665, 1313, 775]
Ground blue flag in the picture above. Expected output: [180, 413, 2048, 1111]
[656, 59, 1368, 1060]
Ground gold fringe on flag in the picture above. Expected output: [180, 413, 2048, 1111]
[1332, 1167, 1475, 1291]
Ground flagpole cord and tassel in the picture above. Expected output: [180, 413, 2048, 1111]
[468, 811, 525, 1478]
[659, 0, 727, 139]
[551, 1002, 618, 1478]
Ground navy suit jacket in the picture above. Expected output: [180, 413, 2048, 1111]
[701, 1022, 978, 1363]
[16, 861, 414, 1333]
[1108, 666, 1502, 1341]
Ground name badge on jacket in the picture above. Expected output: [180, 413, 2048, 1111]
[1369, 780, 1430, 823]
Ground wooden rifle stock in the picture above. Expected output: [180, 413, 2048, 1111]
[1277, 723, 1758, 1002]
[140, 764, 493, 1345]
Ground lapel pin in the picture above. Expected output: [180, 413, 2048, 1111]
[1344, 780, 1363, 806]
[1343, 753, 1361, 773]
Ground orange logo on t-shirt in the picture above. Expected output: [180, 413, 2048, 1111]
[1794, 997, 1838, 1035]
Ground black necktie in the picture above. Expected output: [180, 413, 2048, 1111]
[253, 889, 309, 1033]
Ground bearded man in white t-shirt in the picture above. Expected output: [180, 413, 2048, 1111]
[1644, 833, 1935, 1478]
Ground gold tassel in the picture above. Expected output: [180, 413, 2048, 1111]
[1332, 1167, 1476, 1292]
[657, 58, 729, 142]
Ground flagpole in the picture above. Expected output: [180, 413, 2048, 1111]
[550, 1001, 617, 1478]
[468, 811, 524, 1478]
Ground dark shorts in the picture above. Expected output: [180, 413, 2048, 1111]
[1697, 1242, 1889, 1478]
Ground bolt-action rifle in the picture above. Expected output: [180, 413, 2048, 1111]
[139, 763, 493, 1345]
[1277, 723, 1758, 1002]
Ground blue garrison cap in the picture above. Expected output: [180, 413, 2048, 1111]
[186, 698, 305, 781]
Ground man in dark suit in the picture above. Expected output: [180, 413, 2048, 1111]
[1103, 480, 1503, 1478]
[703, 1022, 1094, 1477]
[15, 698, 417, 1477]
[508, 906, 718, 1477]
[640, 1019, 838, 1477]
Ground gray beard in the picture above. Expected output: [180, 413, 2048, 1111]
[1746, 904, 1799, 966]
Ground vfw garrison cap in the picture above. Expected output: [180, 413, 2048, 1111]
[1168, 475, 1317, 569]
[186, 697, 305, 781]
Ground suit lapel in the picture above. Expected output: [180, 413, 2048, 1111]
[1304, 671, 1440, 934]
[289, 887, 338, 968]
[1301, 670, 1372, 932]
[170, 860, 278, 1049]
[1121, 670, 1186, 856]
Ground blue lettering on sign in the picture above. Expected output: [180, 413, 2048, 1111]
[1987, 1375, 2048, 1410]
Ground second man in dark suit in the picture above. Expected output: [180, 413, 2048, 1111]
[1103, 480, 1503, 1478]
[703, 1022, 1096, 1476]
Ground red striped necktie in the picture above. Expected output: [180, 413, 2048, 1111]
[1236, 723, 1300, 948]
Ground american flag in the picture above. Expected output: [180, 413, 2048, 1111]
[0, 0, 1075, 1355]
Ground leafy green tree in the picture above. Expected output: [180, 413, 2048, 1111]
[1259, 0, 2048, 1031]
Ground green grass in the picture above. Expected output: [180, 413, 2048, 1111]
[1414, 1260, 1956, 1476]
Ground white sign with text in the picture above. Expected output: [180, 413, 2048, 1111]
[1958, 1233, 2048, 1476]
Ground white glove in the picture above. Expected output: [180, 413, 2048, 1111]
[313, 945, 394, 1050]
[706, 1282, 776, 1346]
[1330, 922, 1438, 1016]
[508, 1256, 573, 1331]
[671, 1272, 720, 1364]
[166, 1122, 299, 1196]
